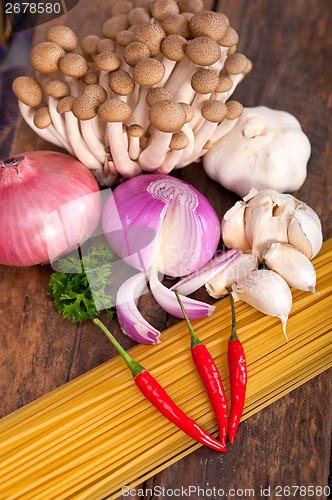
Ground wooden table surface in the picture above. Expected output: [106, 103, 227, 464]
[1, 0, 331, 498]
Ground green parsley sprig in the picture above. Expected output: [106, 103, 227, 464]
[48, 245, 116, 323]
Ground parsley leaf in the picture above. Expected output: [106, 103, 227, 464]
[48, 245, 116, 323]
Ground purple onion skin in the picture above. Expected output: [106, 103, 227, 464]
[0, 151, 101, 267]
[102, 174, 221, 276]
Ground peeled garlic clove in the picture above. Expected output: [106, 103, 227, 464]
[221, 200, 251, 252]
[264, 243, 316, 293]
[231, 269, 292, 339]
[205, 252, 258, 298]
[288, 204, 323, 260]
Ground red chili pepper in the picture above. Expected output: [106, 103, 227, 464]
[93, 318, 226, 452]
[226, 288, 247, 444]
[175, 291, 228, 449]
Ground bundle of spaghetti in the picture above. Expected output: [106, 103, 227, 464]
[0, 238, 331, 500]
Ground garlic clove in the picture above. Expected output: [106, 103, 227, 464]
[221, 200, 251, 252]
[287, 204, 323, 260]
[264, 243, 317, 293]
[244, 189, 298, 260]
[205, 252, 258, 298]
[231, 269, 292, 340]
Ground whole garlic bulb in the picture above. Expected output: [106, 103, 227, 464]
[202, 106, 311, 197]
[222, 188, 323, 262]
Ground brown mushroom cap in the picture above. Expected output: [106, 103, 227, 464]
[96, 38, 116, 53]
[185, 37, 221, 66]
[81, 35, 101, 55]
[124, 41, 150, 66]
[161, 34, 187, 61]
[109, 69, 135, 95]
[83, 84, 107, 105]
[179, 102, 194, 123]
[218, 26, 239, 47]
[57, 96, 75, 114]
[224, 53, 248, 75]
[149, 100, 186, 132]
[127, 123, 144, 137]
[128, 7, 151, 25]
[151, 0, 180, 21]
[43, 79, 71, 99]
[133, 24, 166, 57]
[227, 45, 237, 56]
[146, 87, 173, 107]
[133, 58, 165, 86]
[98, 99, 132, 122]
[191, 68, 219, 94]
[30, 42, 65, 73]
[110, 0, 133, 16]
[46, 26, 78, 52]
[33, 107, 52, 128]
[215, 75, 233, 93]
[12, 76, 43, 107]
[95, 51, 121, 72]
[169, 130, 189, 150]
[162, 14, 191, 38]
[102, 15, 129, 40]
[243, 58, 253, 75]
[189, 11, 228, 41]
[82, 71, 99, 85]
[177, 0, 204, 14]
[116, 29, 134, 47]
[226, 100, 243, 120]
[59, 53, 88, 78]
[72, 95, 98, 120]
[133, 0, 153, 10]
[201, 100, 228, 122]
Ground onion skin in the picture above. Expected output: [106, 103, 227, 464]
[0, 151, 101, 267]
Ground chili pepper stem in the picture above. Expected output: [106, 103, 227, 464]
[93, 318, 144, 378]
[175, 290, 203, 348]
[226, 287, 240, 342]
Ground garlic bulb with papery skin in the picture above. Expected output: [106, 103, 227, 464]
[203, 106, 311, 197]
[0, 152, 101, 266]
[264, 243, 316, 293]
[222, 188, 323, 262]
[231, 269, 292, 339]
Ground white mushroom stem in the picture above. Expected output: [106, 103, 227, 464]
[48, 96, 74, 154]
[209, 117, 240, 144]
[190, 93, 211, 132]
[187, 119, 218, 162]
[155, 149, 184, 173]
[164, 58, 198, 96]
[158, 57, 177, 86]
[64, 76, 80, 97]
[18, 101, 64, 148]
[126, 87, 150, 131]
[99, 70, 112, 98]
[80, 118, 109, 163]
[128, 135, 141, 160]
[138, 128, 172, 171]
[209, 48, 229, 73]
[63, 111, 106, 180]
[93, 116, 105, 142]
[177, 122, 195, 165]
[107, 122, 142, 177]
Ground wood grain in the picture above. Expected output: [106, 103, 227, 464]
[1, 0, 331, 498]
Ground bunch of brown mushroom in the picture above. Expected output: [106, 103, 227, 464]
[12, 0, 252, 186]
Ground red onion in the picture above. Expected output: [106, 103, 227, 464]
[0, 151, 101, 266]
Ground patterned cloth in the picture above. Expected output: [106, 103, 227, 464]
[0, 1, 33, 157]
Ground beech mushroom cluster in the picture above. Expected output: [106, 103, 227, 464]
[12, 0, 252, 186]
